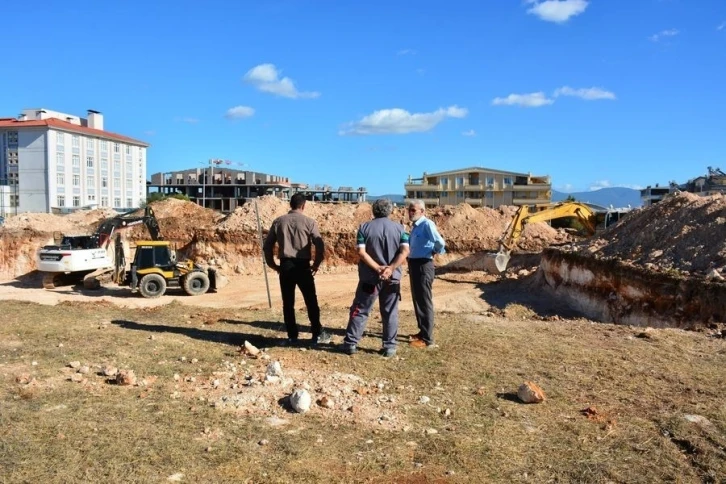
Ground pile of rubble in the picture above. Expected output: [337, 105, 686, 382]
[571, 192, 726, 278]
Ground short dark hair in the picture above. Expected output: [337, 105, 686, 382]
[290, 193, 306, 209]
[372, 198, 393, 218]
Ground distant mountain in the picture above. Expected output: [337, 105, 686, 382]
[368, 194, 405, 204]
[552, 187, 642, 209]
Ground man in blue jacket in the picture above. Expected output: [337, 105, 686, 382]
[406, 199, 446, 348]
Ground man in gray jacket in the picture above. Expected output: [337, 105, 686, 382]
[341, 198, 410, 357]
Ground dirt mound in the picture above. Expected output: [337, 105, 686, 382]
[574, 192, 726, 276]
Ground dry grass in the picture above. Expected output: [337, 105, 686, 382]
[1, 299, 725, 483]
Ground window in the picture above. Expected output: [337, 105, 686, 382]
[114, 197, 121, 208]
[72, 175, 80, 186]
[486, 176, 495, 186]
[441, 191, 448, 197]
[86, 156, 94, 168]
[72, 196, 81, 207]
[8, 131, 19, 143]
[8, 151, 19, 164]
[56, 132, 64, 146]
[87, 194, 96, 202]
[485, 192, 493, 199]
[114, 177, 121, 187]
[126, 161, 133, 172]
[113, 143, 120, 153]
[57, 195, 66, 207]
[9, 194, 18, 207]
[456, 177, 465, 187]
[114, 159, 121, 171]
[101, 196, 108, 207]
[57, 173, 65, 185]
[457, 191, 465, 198]
[100, 140, 108, 152]
[72, 135, 80, 147]
[87, 176, 94, 187]
[56, 152, 64, 165]
[87, 138, 94, 150]
[101, 176, 108, 188]
[440, 177, 448, 186]
[72, 155, 80, 167]
[125, 145, 131, 155]
[503, 177, 513, 187]
[126, 198, 133, 208]
[101, 157, 108, 168]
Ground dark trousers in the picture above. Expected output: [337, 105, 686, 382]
[344, 280, 401, 350]
[279, 258, 322, 340]
[408, 258, 436, 344]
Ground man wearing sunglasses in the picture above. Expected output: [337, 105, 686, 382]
[406, 199, 446, 348]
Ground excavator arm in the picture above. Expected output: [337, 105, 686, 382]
[94, 206, 163, 248]
[493, 202, 598, 272]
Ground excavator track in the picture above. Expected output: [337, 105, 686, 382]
[83, 267, 115, 290]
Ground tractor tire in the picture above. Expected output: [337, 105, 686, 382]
[139, 273, 167, 299]
[183, 271, 210, 296]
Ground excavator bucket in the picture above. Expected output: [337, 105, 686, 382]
[477, 250, 511, 274]
[494, 251, 511, 273]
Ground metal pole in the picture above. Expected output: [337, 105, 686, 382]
[202, 165, 206, 208]
[255, 198, 272, 308]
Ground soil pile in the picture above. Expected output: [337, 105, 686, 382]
[0, 198, 575, 280]
[572, 192, 726, 276]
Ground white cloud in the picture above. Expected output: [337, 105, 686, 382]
[143, 130, 156, 136]
[243, 63, 320, 99]
[397, 48, 416, 56]
[492, 92, 554, 107]
[649, 29, 679, 42]
[225, 106, 255, 119]
[557, 183, 575, 192]
[718, 22, 725, 31]
[174, 116, 199, 124]
[553, 86, 616, 100]
[589, 180, 612, 191]
[588, 181, 645, 191]
[525, 0, 589, 23]
[462, 129, 477, 137]
[339, 105, 468, 135]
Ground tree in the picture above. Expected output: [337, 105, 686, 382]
[565, 194, 577, 202]
[145, 192, 190, 205]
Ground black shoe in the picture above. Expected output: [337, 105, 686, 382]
[281, 338, 299, 347]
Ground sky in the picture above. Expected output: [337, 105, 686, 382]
[1, 0, 725, 195]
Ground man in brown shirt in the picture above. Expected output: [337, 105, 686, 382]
[263, 193, 331, 346]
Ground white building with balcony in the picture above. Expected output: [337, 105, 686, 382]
[0, 108, 149, 215]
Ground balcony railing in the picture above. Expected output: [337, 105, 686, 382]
[404, 197, 439, 205]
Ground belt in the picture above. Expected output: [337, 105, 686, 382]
[407, 258, 432, 262]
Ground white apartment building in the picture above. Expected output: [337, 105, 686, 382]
[0, 108, 149, 215]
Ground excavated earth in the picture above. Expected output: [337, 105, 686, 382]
[1, 194, 725, 329]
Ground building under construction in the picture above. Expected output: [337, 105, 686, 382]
[148, 166, 367, 212]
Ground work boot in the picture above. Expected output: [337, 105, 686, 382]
[311, 330, 332, 346]
[381, 347, 396, 358]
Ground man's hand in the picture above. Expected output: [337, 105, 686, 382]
[311, 264, 320, 276]
[379, 265, 393, 280]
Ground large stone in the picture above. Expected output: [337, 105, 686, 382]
[289, 389, 312, 413]
[266, 361, 283, 378]
[517, 381, 546, 404]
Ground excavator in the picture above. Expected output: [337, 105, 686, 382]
[37, 207, 163, 289]
[37, 206, 217, 298]
[485, 201, 621, 273]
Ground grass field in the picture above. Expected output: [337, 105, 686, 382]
[1, 299, 724, 483]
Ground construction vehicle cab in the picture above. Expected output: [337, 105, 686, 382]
[117, 239, 217, 299]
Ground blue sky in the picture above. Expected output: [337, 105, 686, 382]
[2, 0, 724, 195]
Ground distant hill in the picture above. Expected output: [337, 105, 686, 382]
[368, 194, 405, 204]
[552, 187, 642, 209]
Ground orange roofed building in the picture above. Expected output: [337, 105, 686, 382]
[0, 108, 149, 215]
